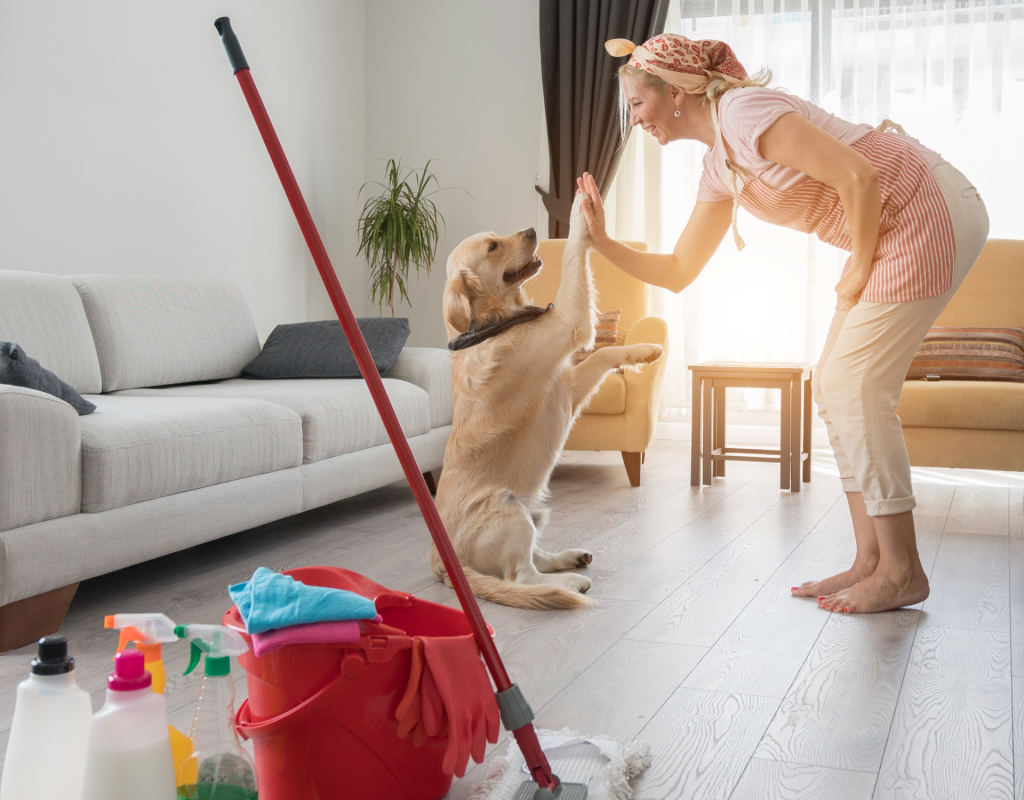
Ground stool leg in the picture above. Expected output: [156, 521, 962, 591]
[691, 374, 702, 486]
[703, 379, 714, 486]
[714, 384, 726, 477]
[790, 377, 802, 492]
[803, 375, 813, 483]
[780, 383, 791, 490]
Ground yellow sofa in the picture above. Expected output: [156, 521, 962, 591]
[526, 240, 668, 486]
[898, 238, 1024, 471]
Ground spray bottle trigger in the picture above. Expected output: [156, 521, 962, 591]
[184, 639, 209, 676]
[114, 626, 144, 660]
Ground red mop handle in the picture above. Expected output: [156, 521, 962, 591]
[213, 17, 558, 791]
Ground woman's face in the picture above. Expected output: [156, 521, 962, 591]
[622, 75, 680, 145]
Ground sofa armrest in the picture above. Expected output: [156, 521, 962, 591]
[622, 316, 670, 448]
[0, 385, 82, 531]
[386, 348, 454, 428]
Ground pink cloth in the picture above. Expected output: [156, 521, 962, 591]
[697, 87, 941, 202]
[251, 614, 383, 657]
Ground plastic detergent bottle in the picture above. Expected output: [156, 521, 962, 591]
[175, 624, 257, 800]
[81, 649, 178, 800]
[105, 613, 194, 783]
[0, 636, 92, 800]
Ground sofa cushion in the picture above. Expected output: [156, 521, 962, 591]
[80, 395, 303, 513]
[242, 318, 411, 379]
[385, 348, 454, 428]
[907, 327, 1024, 382]
[583, 373, 626, 415]
[69, 274, 261, 392]
[0, 270, 103, 394]
[1, 342, 96, 415]
[898, 379, 1024, 431]
[113, 378, 431, 464]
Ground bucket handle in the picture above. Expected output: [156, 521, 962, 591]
[235, 651, 366, 741]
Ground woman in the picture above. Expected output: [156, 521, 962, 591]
[575, 34, 989, 614]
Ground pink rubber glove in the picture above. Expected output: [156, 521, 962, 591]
[420, 634, 500, 778]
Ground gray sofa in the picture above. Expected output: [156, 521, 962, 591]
[0, 270, 452, 650]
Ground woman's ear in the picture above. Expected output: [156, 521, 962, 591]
[443, 271, 474, 335]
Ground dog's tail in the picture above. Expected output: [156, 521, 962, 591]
[443, 567, 595, 610]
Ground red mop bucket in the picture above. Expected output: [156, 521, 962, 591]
[224, 566, 489, 800]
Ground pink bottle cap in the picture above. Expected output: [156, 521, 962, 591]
[108, 649, 152, 692]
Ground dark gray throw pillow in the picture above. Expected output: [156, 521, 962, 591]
[0, 342, 96, 415]
[242, 318, 411, 380]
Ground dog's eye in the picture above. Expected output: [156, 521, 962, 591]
[488, 241, 498, 253]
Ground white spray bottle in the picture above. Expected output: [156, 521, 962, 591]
[0, 636, 92, 800]
[175, 624, 257, 800]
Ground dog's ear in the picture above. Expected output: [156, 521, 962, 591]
[443, 271, 474, 334]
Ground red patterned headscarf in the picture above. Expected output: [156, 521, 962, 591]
[606, 34, 748, 94]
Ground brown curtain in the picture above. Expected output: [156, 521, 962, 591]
[536, 0, 670, 238]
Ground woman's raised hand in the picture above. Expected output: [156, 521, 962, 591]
[575, 172, 608, 245]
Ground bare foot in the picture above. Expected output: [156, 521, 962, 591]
[819, 567, 929, 614]
[791, 563, 876, 598]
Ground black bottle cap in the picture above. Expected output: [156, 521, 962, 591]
[31, 636, 74, 675]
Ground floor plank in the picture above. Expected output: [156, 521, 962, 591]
[874, 626, 1012, 800]
[754, 610, 920, 772]
[944, 485, 1010, 536]
[681, 560, 839, 698]
[622, 537, 799, 647]
[631, 688, 779, 800]
[730, 758, 877, 800]
[921, 532, 1010, 632]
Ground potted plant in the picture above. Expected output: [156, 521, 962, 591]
[357, 159, 448, 318]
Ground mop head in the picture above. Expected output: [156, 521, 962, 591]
[467, 729, 652, 800]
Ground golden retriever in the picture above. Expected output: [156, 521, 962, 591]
[431, 193, 663, 609]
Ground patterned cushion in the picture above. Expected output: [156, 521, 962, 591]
[572, 309, 621, 367]
[907, 327, 1024, 382]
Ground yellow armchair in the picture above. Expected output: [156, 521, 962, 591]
[525, 240, 669, 486]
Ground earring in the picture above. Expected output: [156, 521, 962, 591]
[674, 109, 681, 117]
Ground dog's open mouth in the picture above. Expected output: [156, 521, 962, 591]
[503, 257, 543, 284]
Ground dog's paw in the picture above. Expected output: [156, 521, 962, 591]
[568, 193, 592, 245]
[565, 574, 593, 594]
[573, 550, 594, 568]
[623, 343, 664, 367]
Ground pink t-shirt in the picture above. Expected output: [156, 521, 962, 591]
[696, 87, 941, 202]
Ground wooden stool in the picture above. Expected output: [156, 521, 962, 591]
[688, 362, 814, 491]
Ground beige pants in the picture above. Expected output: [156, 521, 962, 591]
[812, 162, 990, 517]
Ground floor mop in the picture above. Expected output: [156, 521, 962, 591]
[213, 18, 650, 799]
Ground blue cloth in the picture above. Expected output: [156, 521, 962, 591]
[228, 567, 377, 634]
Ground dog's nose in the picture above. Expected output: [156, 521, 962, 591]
[522, 227, 536, 241]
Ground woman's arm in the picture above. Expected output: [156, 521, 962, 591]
[757, 112, 881, 306]
[576, 172, 733, 294]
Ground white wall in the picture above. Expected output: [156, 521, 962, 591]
[0, 0, 365, 343]
[364, 1, 545, 347]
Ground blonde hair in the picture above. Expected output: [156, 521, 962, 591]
[616, 62, 775, 143]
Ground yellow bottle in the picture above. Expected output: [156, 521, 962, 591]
[103, 614, 196, 786]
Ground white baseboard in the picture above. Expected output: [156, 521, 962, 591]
[656, 421, 831, 448]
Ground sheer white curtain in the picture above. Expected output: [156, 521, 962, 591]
[605, 0, 1024, 437]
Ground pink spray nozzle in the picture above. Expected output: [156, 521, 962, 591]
[108, 649, 152, 692]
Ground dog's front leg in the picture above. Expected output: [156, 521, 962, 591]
[570, 344, 664, 412]
[552, 192, 596, 352]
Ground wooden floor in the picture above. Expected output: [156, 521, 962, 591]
[1, 439, 1021, 799]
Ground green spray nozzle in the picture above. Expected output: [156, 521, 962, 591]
[175, 624, 249, 678]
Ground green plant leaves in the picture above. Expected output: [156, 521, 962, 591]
[357, 159, 449, 316]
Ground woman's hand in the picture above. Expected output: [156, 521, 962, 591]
[835, 264, 871, 307]
[575, 172, 608, 247]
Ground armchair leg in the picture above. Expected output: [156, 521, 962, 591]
[422, 471, 438, 496]
[622, 451, 642, 487]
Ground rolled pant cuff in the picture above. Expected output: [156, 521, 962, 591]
[865, 495, 917, 517]
[841, 477, 862, 493]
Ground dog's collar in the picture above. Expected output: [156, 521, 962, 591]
[448, 303, 555, 352]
